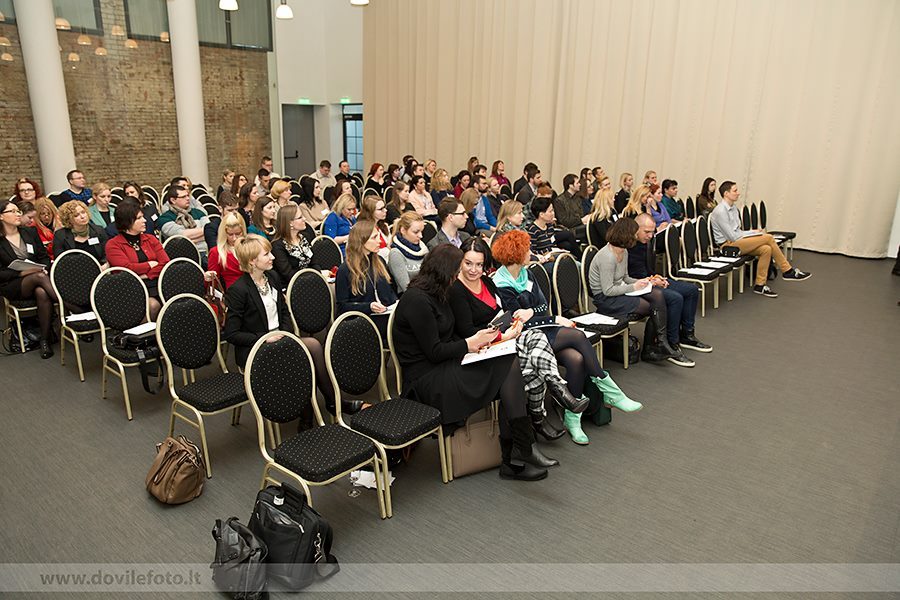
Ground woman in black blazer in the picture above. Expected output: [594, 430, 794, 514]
[269, 203, 324, 288]
[223, 233, 336, 413]
[53, 200, 109, 266]
[0, 199, 58, 358]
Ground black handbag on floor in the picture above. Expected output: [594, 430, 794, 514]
[111, 329, 164, 393]
[601, 334, 641, 365]
[248, 483, 339, 591]
[211, 517, 268, 600]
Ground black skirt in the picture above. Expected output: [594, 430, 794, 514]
[406, 353, 515, 426]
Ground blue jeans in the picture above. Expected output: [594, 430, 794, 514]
[661, 280, 699, 344]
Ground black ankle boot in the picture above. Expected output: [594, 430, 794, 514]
[499, 438, 548, 481]
[546, 378, 589, 413]
[39, 338, 54, 360]
[532, 413, 565, 441]
[511, 442, 559, 467]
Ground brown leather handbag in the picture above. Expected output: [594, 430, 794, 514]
[448, 404, 502, 479]
[146, 435, 205, 504]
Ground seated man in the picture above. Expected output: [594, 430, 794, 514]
[426, 198, 471, 250]
[310, 159, 336, 190]
[629, 213, 711, 364]
[157, 185, 211, 263]
[659, 179, 684, 221]
[56, 169, 92, 206]
[710, 181, 810, 298]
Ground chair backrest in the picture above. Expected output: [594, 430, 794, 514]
[685, 196, 696, 219]
[163, 235, 201, 264]
[197, 194, 216, 207]
[325, 312, 385, 419]
[741, 205, 751, 230]
[245, 332, 315, 424]
[50, 249, 102, 315]
[421, 220, 438, 245]
[311, 235, 343, 270]
[696, 216, 712, 259]
[91, 267, 149, 336]
[142, 185, 159, 203]
[351, 173, 364, 188]
[386, 308, 402, 394]
[664, 224, 683, 274]
[677, 198, 685, 216]
[287, 268, 334, 335]
[349, 183, 361, 203]
[681, 221, 701, 266]
[500, 184, 512, 198]
[384, 187, 394, 204]
[750, 203, 759, 229]
[157, 293, 222, 373]
[191, 187, 206, 199]
[322, 186, 335, 206]
[527, 262, 554, 315]
[552, 253, 581, 316]
[759, 200, 768, 229]
[290, 180, 302, 197]
[581, 245, 599, 297]
[202, 203, 220, 216]
[159, 258, 206, 303]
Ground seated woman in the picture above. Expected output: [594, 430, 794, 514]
[407, 176, 437, 219]
[495, 200, 525, 235]
[0, 199, 59, 358]
[588, 218, 686, 365]
[472, 186, 498, 234]
[207, 212, 246, 290]
[453, 171, 471, 198]
[247, 195, 277, 239]
[358, 195, 391, 261]
[646, 183, 672, 231]
[53, 200, 109, 267]
[297, 178, 330, 230]
[387, 211, 428, 294]
[334, 220, 397, 339]
[88, 182, 118, 238]
[223, 235, 339, 415]
[238, 181, 259, 228]
[32, 197, 62, 261]
[364, 163, 387, 196]
[268, 180, 293, 208]
[394, 244, 549, 480]
[621, 184, 651, 219]
[457, 188, 480, 237]
[122, 181, 159, 237]
[615, 172, 634, 215]
[492, 230, 641, 445]
[429, 168, 454, 204]
[449, 237, 584, 446]
[587, 188, 619, 247]
[271, 203, 328, 287]
[105, 199, 169, 320]
[323, 193, 356, 255]
[525, 196, 580, 257]
[385, 181, 414, 226]
[696, 177, 718, 217]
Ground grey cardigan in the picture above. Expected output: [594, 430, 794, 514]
[589, 244, 637, 297]
[387, 245, 428, 292]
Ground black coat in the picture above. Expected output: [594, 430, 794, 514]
[334, 258, 397, 316]
[448, 277, 503, 338]
[0, 227, 49, 299]
[271, 235, 323, 287]
[52, 224, 108, 264]
[223, 271, 292, 368]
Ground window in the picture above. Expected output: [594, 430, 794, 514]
[195, 0, 271, 51]
[124, 0, 168, 41]
[0, 0, 16, 23]
[343, 104, 364, 174]
[52, 0, 103, 35]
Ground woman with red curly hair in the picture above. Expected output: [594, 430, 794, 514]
[491, 230, 641, 446]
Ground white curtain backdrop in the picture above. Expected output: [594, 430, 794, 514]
[363, 0, 900, 257]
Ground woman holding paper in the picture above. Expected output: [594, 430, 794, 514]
[492, 230, 642, 446]
[0, 199, 58, 358]
[335, 221, 397, 340]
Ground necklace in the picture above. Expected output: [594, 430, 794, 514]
[253, 273, 270, 296]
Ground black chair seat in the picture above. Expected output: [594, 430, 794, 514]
[106, 339, 142, 364]
[177, 372, 246, 412]
[769, 231, 796, 240]
[674, 269, 720, 281]
[66, 319, 100, 333]
[7, 299, 36, 309]
[349, 398, 441, 445]
[274, 424, 375, 482]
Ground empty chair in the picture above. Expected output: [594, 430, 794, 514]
[325, 312, 446, 517]
[244, 332, 387, 519]
[685, 197, 696, 220]
[759, 200, 796, 259]
[157, 294, 249, 478]
[158, 258, 206, 303]
[50, 249, 102, 381]
[664, 226, 719, 317]
[163, 235, 201, 265]
[310, 235, 343, 271]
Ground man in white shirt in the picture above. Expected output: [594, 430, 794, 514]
[310, 160, 336, 190]
[709, 181, 810, 298]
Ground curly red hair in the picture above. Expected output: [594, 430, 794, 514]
[491, 229, 531, 266]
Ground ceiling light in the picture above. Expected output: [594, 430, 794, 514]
[77, 34, 91, 46]
[275, 0, 293, 19]
[1, 53, 13, 62]
[125, 39, 138, 49]
[350, 0, 369, 5]
[0, 11, 5, 22]
[0, 36, 10, 47]
[67, 52, 80, 62]
[94, 47, 107, 56]
[160, 31, 169, 42]
[219, 0, 239, 10]
[55, 18, 71, 30]
[111, 25, 125, 36]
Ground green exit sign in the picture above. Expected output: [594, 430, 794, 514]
[339, 97, 352, 104]
[297, 98, 310, 105]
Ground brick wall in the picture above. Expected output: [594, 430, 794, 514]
[0, 0, 270, 196]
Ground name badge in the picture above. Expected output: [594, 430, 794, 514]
[151, 214, 158, 221]
[525, 280, 534, 292]
[550, 235, 556, 244]
[88, 237, 100, 246]
[26, 243, 34, 254]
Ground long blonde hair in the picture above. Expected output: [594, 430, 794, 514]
[589, 189, 615, 222]
[216, 212, 247, 268]
[392, 210, 423, 238]
[346, 220, 390, 296]
[430, 168, 451, 192]
[495, 200, 524, 231]
[622, 185, 651, 218]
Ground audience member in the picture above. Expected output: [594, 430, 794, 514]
[660, 179, 684, 221]
[408, 175, 438, 218]
[642, 170, 658, 186]
[427, 198, 471, 250]
[216, 170, 234, 201]
[422, 159, 437, 186]
[87, 182, 117, 238]
[615, 172, 634, 214]
[310, 160, 336, 189]
[163, 176, 206, 213]
[365, 163, 387, 196]
[247, 195, 277, 240]
[334, 220, 397, 338]
[297, 177, 330, 230]
[696, 177, 718, 217]
[358, 195, 392, 260]
[387, 211, 428, 293]
[254, 156, 279, 185]
[255, 169, 271, 196]
[32, 197, 62, 260]
[207, 212, 246, 290]
[0, 199, 58, 358]
[429, 168, 453, 203]
[323, 193, 356, 254]
[270, 202, 325, 288]
[513, 162, 537, 196]
[56, 170, 92, 206]
[158, 185, 210, 260]
[458, 188, 481, 237]
[269, 180, 293, 208]
[491, 160, 510, 189]
[587, 188, 619, 247]
[473, 179, 498, 233]
[238, 182, 259, 227]
[495, 200, 526, 235]
[334, 160, 353, 183]
[554, 173, 586, 230]
[204, 192, 240, 251]
[386, 181, 413, 225]
[122, 181, 159, 236]
[621, 183, 652, 218]
[453, 171, 471, 199]
[647, 184, 673, 233]
[516, 164, 541, 208]
[525, 196, 579, 256]
[54, 200, 108, 266]
[710, 181, 810, 297]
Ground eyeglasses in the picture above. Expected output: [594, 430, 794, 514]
[2, 208, 23, 215]
[18, 188, 35, 193]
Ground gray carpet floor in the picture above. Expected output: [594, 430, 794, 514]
[1, 250, 898, 599]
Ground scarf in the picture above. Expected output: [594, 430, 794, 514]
[72, 224, 90, 238]
[285, 236, 314, 267]
[492, 265, 530, 293]
[391, 235, 428, 261]
[171, 204, 196, 229]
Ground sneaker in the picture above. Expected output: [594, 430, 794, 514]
[679, 329, 713, 353]
[783, 268, 811, 281]
[666, 347, 695, 368]
[753, 284, 778, 298]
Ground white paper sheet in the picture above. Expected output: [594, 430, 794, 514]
[123, 322, 156, 335]
[65, 311, 96, 323]
[571, 313, 620, 326]
[461, 339, 517, 365]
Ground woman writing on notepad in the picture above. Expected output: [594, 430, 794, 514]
[493, 230, 642, 447]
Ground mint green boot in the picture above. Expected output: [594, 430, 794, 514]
[592, 375, 643, 413]
[563, 409, 589, 445]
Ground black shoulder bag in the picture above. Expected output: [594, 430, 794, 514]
[111, 329, 165, 393]
[211, 517, 268, 600]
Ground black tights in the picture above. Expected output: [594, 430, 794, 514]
[301, 336, 335, 411]
[19, 272, 58, 341]
[632, 287, 666, 317]
[552, 327, 607, 398]
[497, 359, 528, 440]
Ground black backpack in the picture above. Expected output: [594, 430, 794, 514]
[248, 483, 339, 591]
[601, 334, 641, 366]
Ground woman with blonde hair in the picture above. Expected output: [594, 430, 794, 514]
[615, 172, 634, 214]
[322, 193, 356, 253]
[458, 187, 481, 236]
[88, 182, 117, 238]
[31, 197, 62, 260]
[422, 159, 437, 187]
[207, 212, 246, 290]
[53, 200, 108, 266]
[268, 180, 293, 208]
[587, 188, 618, 247]
[429, 168, 453, 203]
[334, 220, 397, 337]
[642, 170, 658, 186]
[495, 200, 525, 235]
[358, 194, 391, 259]
[387, 211, 428, 293]
[622, 184, 652, 218]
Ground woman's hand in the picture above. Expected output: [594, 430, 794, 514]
[555, 315, 576, 328]
[147, 260, 159, 269]
[513, 308, 534, 323]
[635, 278, 651, 290]
[265, 334, 284, 343]
[204, 271, 217, 281]
[500, 319, 523, 341]
[370, 301, 386, 314]
[19, 267, 44, 277]
[466, 328, 497, 352]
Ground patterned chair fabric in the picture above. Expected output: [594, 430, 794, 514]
[311, 236, 343, 270]
[247, 336, 314, 424]
[552, 254, 581, 315]
[92, 269, 147, 332]
[177, 372, 245, 411]
[52, 250, 101, 310]
[528, 263, 554, 314]
[349, 399, 441, 446]
[163, 236, 201, 265]
[159, 259, 205, 303]
[685, 197, 696, 219]
[157, 295, 218, 369]
[273, 424, 376, 482]
[288, 270, 333, 334]
[581, 246, 598, 291]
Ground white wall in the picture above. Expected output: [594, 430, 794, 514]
[273, 0, 363, 170]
